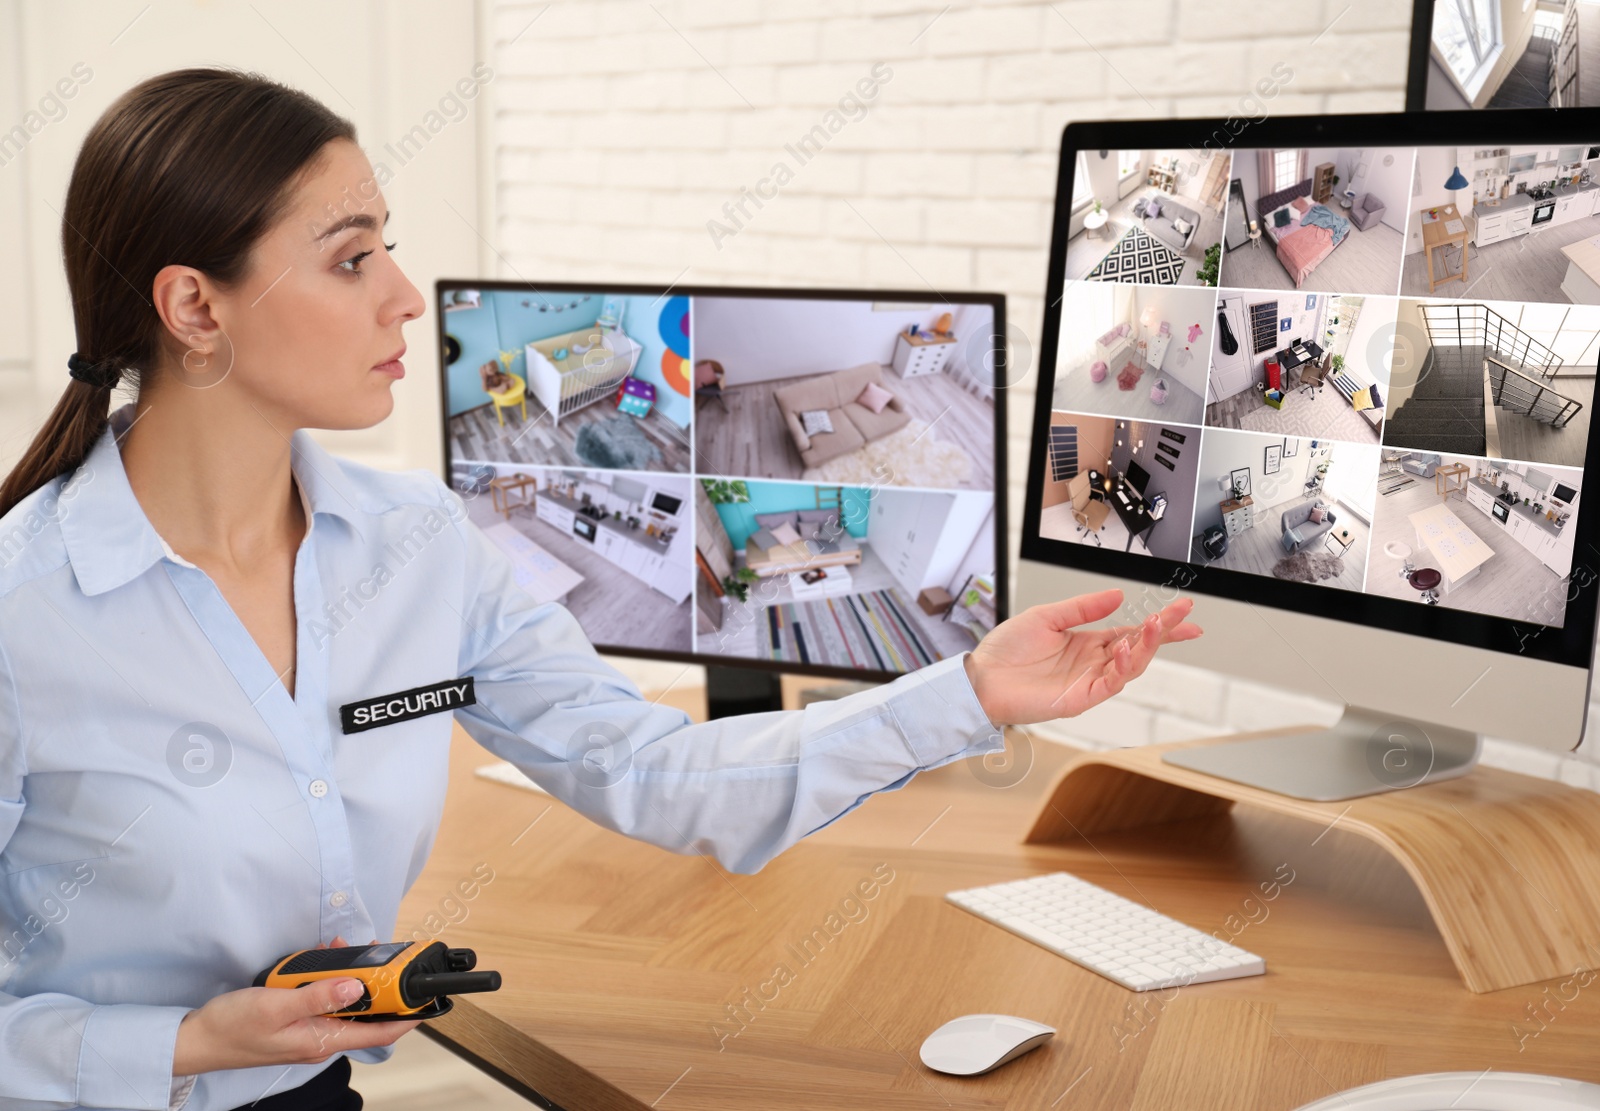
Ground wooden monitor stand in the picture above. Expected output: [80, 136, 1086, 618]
[1024, 730, 1600, 994]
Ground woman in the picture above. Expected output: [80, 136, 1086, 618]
[0, 69, 1199, 1111]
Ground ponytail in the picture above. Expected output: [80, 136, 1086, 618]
[0, 374, 123, 518]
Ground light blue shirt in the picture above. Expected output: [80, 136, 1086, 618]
[0, 402, 1002, 1110]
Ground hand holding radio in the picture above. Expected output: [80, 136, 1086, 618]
[172, 935, 424, 1075]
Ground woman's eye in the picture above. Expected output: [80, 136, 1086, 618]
[336, 242, 396, 275]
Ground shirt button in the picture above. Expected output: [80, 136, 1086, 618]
[309, 779, 328, 798]
[330, 890, 348, 908]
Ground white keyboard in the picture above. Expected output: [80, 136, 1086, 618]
[945, 872, 1265, 992]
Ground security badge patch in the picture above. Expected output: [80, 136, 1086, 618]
[340, 678, 476, 734]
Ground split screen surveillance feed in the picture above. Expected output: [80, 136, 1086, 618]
[440, 289, 1000, 673]
[1042, 144, 1588, 631]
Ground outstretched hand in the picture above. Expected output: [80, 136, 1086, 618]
[963, 589, 1201, 725]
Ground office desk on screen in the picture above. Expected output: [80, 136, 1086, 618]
[401, 713, 1600, 1110]
[1106, 480, 1156, 552]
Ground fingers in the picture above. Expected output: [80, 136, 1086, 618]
[1154, 598, 1202, 644]
[1112, 613, 1164, 682]
[302, 977, 367, 1019]
[1161, 620, 1204, 643]
[1116, 598, 1202, 647]
[307, 1015, 424, 1058]
[1038, 588, 1124, 632]
[1154, 596, 1196, 631]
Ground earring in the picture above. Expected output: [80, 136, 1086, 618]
[177, 330, 235, 390]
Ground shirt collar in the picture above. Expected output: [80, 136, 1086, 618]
[60, 402, 370, 597]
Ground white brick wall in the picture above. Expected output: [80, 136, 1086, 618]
[487, 0, 1599, 788]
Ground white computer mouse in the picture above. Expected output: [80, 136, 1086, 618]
[918, 1013, 1056, 1076]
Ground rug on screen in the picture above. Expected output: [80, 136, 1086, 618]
[754, 588, 940, 671]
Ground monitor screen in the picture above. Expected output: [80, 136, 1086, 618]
[1125, 459, 1149, 497]
[438, 282, 1006, 679]
[1023, 114, 1600, 669]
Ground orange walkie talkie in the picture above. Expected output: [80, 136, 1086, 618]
[253, 940, 501, 1021]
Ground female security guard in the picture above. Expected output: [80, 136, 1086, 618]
[0, 69, 1199, 1110]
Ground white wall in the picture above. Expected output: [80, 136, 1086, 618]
[1321, 440, 1381, 521]
[1406, 145, 1459, 254]
[924, 491, 994, 595]
[1170, 147, 1219, 203]
[0, 6, 30, 381]
[1388, 297, 1431, 412]
[1083, 148, 1122, 207]
[1238, 150, 1263, 216]
[943, 503, 996, 597]
[1193, 427, 1312, 537]
[1054, 281, 1132, 374]
[1340, 293, 1396, 389]
[693, 296, 954, 385]
[1131, 285, 1216, 398]
[1347, 145, 1413, 233]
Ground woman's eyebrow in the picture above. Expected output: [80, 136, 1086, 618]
[315, 208, 391, 243]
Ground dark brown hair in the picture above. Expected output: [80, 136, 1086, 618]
[0, 68, 355, 519]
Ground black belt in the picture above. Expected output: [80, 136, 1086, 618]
[224, 1054, 361, 1111]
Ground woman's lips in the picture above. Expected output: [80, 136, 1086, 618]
[373, 346, 406, 378]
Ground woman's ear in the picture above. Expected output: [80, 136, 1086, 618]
[150, 263, 223, 363]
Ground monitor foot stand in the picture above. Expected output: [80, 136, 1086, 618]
[1023, 729, 1600, 993]
[1161, 705, 1481, 801]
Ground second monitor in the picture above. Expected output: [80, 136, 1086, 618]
[436, 282, 1007, 681]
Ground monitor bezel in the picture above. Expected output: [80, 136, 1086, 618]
[1022, 108, 1600, 669]
[436, 278, 1009, 682]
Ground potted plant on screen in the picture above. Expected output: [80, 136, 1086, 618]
[722, 567, 758, 603]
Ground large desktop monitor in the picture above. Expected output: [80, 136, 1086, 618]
[435, 281, 1006, 691]
[1022, 109, 1600, 799]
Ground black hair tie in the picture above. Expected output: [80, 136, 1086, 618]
[67, 352, 121, 389]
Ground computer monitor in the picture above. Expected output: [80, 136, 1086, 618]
[1125, 459, 1149, 498]
[436, 280, 1007, 690]
[1022, 109, 1600, 800]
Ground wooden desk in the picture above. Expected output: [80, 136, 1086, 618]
[400, 714, 1600, 1109]
[489, 473, 538, 519]
[1420, 204, 1469, 292]
[1434, 462, 1470, 501]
